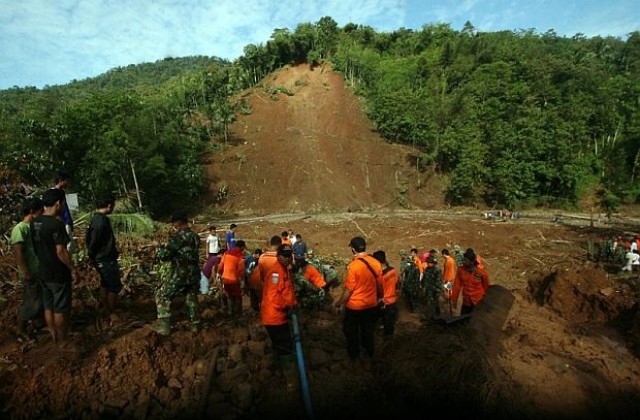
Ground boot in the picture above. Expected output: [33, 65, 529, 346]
[147, 318, 170, 336]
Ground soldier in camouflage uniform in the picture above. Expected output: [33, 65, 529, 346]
[399, 250, 421, 312]
[149, 211, 201, 335]
[292, 258, 327, 310]
[423, 256, 443, 318]
[452, 245, 464, 267]
[307, 249, 340, 289]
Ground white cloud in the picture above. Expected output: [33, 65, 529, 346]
[0, 0, 637, 89]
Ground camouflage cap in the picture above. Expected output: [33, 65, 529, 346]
[307, 249, 315, 255]
[399, 249, 408, 257]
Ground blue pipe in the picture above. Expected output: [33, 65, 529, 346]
[290, 312, 314, 420]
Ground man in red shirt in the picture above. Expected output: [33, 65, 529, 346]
[335, 236, 383, 360]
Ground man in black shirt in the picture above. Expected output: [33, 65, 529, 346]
[86, 195, 121, 325]
[31, 188, 73, 348]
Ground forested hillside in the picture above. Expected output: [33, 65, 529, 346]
[1, 17, 639, 216]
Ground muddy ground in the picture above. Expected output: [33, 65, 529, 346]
[1, 211, 640, 419]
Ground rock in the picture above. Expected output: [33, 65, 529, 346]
[308, 348, 331, 368]
[246, 341, 266, 356]
[230, 382, 254, 410]
[217, 364, 250, 392]
[157, 386, 178, 406]
[168, 377, 183, 389]
[207, 402, 241, 420]
[194, 359, 209, 376]
[104, 398, 128, 409]
[332, 348, 349, 361]
[216, 357, 228, 373]
[228, 344, 244, 362]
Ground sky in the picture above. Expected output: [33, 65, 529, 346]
[0, 0, 638, 90]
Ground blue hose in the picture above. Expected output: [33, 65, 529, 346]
[290, 312, 314, 420]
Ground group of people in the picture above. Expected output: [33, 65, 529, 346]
[11, 176, 490, 364]
[10, 172, 121, 352]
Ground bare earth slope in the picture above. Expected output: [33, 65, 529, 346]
[205, 64, 444, 215]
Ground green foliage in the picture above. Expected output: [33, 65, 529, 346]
[264, 84, 294, 98]
[1, 21, 640, 212]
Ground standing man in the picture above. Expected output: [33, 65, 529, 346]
[206, 225, 221, 258]
[11, 197, 44, 336]
[52, 171, 76, 253]
[225, 223, 237, 250]
[423, 256, 443, 318]
[292, 233, 307, 260]
[149, 211, 201, 335]
[261, 244, 297, 359]
[85, 195, 122, 325]
[31, 189, 74, 348]
[335, 236, 383, 361]
[372, 250, 399, 341]
[249, 235, 283, 312]
[450, 248, 490, 315]
[218, 239, 247, 316]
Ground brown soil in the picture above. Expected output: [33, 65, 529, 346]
[1, 64, 640, 419]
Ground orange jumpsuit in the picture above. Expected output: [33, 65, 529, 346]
[451, 265, 490, 310]
[302, 264, 326, 288]
[261, 260, 296, 326]
[442, 254, 456, 283]
[217, 248, 245, 297]
[344, 254, 383, 310]
[381, 266, 399, 306]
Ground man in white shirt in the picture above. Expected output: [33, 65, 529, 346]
[206, 226, 220, 257]
[622, 250, 640, 272]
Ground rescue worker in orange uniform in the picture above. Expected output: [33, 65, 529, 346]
[372, 250, 399, 340]
[450, 248, 490, 315]
[335, 236, 383, 360]
[441, 248, 457, 286]
[217, 239, 246, 316]
[247, 235, 282, 312]
[261, 244, 297, 357]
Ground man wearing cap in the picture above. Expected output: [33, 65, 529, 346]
[261, 244, 297, 359]
[149, 211, 201, 335]
[335, 236, 383, 360]
[423, 256, 443, 318]
[450, 248, 490, 315]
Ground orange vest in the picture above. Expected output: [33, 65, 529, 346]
[218, 248, 245, 285]
[381, 266, 399, 305]
[302, 264, 326, 288]
[451, 265, 490, 306]
[442, 255, 456, 282]
[261, 261, 296, 326]
[344, 253, 383, 310]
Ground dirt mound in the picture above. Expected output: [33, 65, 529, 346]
[527, 262, 638, 325]
[204, 64, 445, 216]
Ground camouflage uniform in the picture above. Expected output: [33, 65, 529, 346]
[423, 263, 443, 317]
[155, 227, 201, 324]
[400, 254, 421, 312]
[452, 245, 464, 267]
[292, 270, 325, 310]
